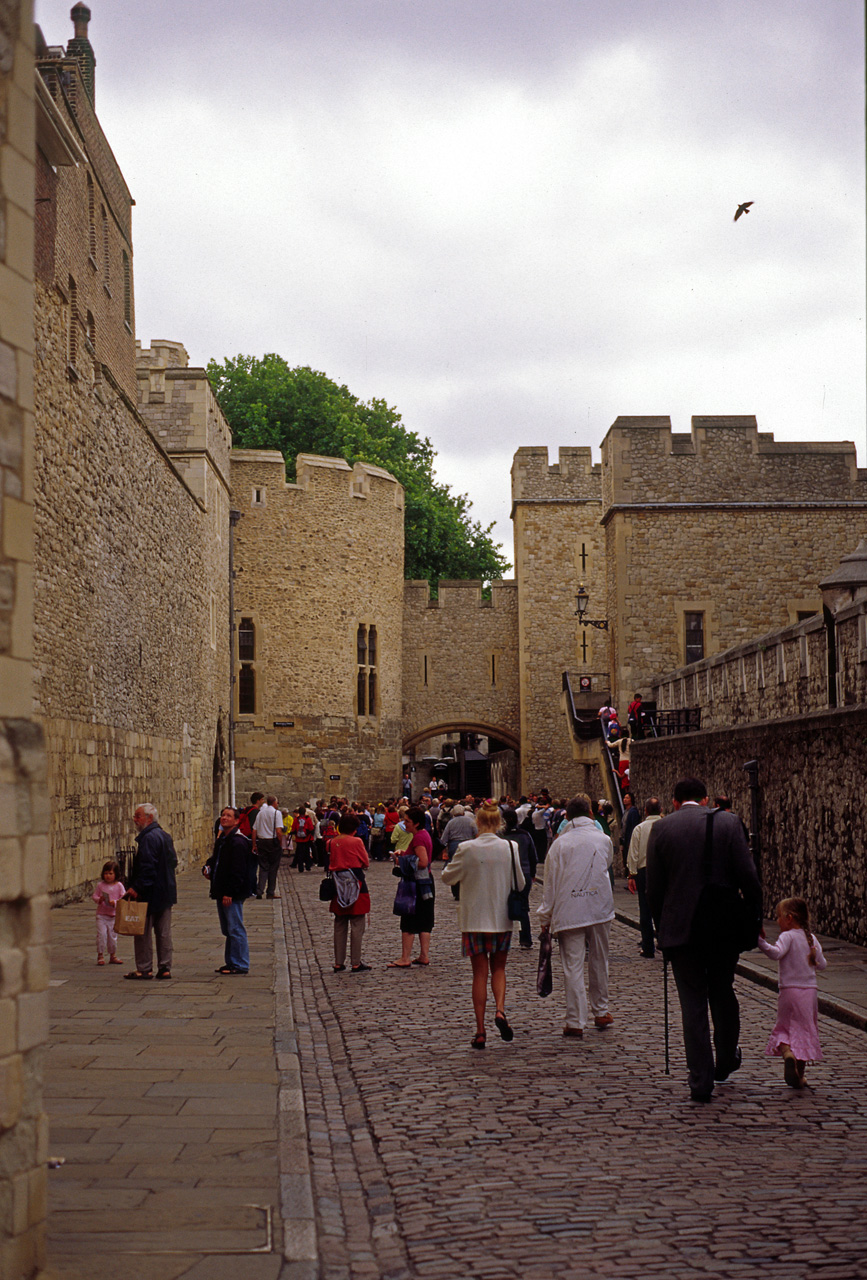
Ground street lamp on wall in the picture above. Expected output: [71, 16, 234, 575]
[575, 584, 609, 630]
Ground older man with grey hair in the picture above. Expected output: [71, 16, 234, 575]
[124, 803, 178, 980]
[537, 794, 615, 1037]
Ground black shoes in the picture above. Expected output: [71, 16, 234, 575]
[714, 1046, 743, 1083]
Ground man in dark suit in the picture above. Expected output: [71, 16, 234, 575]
[646, 777, 761, 1103]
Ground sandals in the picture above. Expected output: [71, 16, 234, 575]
[471, 1032, 486, 1050]
[109, 955, 122, 964]
[333, 964, 346, 972]
[386, 961, 413, 968]
[411, 958, 430, 966]
[215, 966, 247, 975]
[351, 963, 371, 972]
[494, 1013, 514, 1042]
[96, 957, 105, 966]
[123, 970, 153, 980]
[155, 967, 172, 980]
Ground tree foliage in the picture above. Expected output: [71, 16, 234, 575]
[207, 354, 510, 585]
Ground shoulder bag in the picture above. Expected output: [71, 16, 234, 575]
[506, 839, 524, 921]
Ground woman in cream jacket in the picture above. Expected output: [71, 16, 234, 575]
[442, 803, 524, 1049]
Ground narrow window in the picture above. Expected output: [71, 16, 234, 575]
[239, 664, 255, 714]
[578, 541, 588, 571]
[252, 487, 264, 506]
[684, 611, 704, 665]
[423, 655, 428, 687]
[579, 631, 589, 664]
[367, 626, 377, 667]
[357, 668, 367, 715]
[238, 618, 255, 661]
[491, 653, 496, 686]
[368, 669, 377, 715]
[357, 625, 367, 665]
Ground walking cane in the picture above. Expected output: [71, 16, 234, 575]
[663, 956, 670, 1075]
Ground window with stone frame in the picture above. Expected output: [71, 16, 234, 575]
[356, 624, 378, 717]
[685, 611, 704, 665]
[238, 619, 256, 714]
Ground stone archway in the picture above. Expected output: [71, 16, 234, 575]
[403, 721, 520, 800]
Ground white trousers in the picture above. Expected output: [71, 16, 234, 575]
[96, 915, 118, 956]
[558, 921, 611, 1030]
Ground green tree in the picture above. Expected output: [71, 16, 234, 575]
[207, 353, 510, 585]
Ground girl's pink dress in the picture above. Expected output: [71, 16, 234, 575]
[757, 928, 826, 1061]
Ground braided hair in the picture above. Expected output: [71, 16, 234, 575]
[779, 897, 817, 967]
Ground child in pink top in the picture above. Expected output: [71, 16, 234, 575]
[757, 896, 826, 1089]
[92, 860, 125, 965]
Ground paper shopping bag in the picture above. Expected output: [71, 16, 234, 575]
[115, 899, 147, 936]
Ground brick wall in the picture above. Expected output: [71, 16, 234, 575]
[230, 451, 405, 805]
[34, 51, 136, 400]
[0, 3, 50, 1274]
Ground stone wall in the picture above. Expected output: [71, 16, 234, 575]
[511, 446, 607, 796]
[402, 579, 519, 751]
[230, 451, 405, 805]
[599, 419, 867, 705]
[34, 289, 230, 897]
[0, 3, 50, 1274]
[629, 708, 867, 945]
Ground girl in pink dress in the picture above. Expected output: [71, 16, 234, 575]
[92, 860, 126, 965]
[757, 897, 826, 1089]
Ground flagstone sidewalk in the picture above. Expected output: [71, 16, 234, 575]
[44, 870, 312, 1280]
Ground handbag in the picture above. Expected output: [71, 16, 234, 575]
[393, 877, 417, 916]
[506, 840, 524, 921]
[319, 874, 336, 902]
[694, 810, 761, 953]
[115, 898, 147, 936]
[537, 929, 553, 997]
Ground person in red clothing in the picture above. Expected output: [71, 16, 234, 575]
[292, 806, 315, 871]
[327, 812, 371, 972]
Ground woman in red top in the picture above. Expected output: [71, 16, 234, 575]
[327, 812, 371, 972]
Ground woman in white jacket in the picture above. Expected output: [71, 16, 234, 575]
[442, 803, 524, 1049]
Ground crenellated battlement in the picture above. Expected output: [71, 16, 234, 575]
[230, 451, 405, 511]
[511, 446, 602, 505]
[405, 579, 517, 610]
[601, 416, 867, 508]
[136, 339, 232, 496]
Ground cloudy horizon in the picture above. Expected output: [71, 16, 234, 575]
[35, 0, 866, 567]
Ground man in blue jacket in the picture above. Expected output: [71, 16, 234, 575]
[125, 803, 178, 980]
[206, 807, 252, 975]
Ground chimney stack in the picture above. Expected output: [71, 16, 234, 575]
[67, 4, 96, 104]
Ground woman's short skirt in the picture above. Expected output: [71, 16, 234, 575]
[765, 986, 823, 1061]
[461, 930, 512, 958]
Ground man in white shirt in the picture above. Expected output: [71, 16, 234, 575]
[252, 794, 285, 899]
[537, 794, 615, 1037]
[627, 798, 663, 959]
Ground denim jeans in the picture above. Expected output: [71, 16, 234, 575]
[217, 899, 249, 972]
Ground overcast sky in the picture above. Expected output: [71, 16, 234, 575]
[37, 0, 865, 566]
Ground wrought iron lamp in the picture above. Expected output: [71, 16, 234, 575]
[575, 584, 609, 630]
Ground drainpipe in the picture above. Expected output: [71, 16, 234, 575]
[228, 509, 241, 807]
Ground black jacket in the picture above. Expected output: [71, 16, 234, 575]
[130, 822, 178, 915]
[206, 829, 251, 901]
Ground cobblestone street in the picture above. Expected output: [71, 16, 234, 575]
[284, 860, 867, 1280]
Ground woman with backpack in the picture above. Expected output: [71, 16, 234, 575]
[326, 812, 371, 972]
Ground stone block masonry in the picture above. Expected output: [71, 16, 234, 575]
[0, 4, 51, 1275]
[231, 451, 405, 805]
[631, 707, 867, 946]
[34, 290, 230, 899]
[402, 578, 520, 753]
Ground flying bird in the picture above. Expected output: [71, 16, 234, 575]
[734, 201, 753, 222]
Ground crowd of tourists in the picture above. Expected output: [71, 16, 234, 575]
[98, 779, 828, 1106]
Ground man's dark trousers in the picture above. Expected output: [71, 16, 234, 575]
[635, 867, 655, 957]
[667, 943, 741, 1098]
[256, 838, 282, 897]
